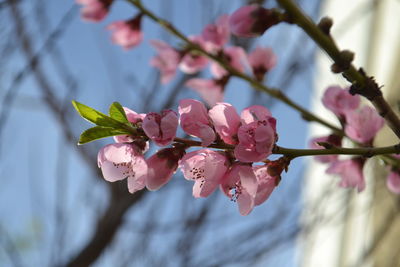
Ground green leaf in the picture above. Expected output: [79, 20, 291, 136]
[78, 126, 131, 145]
[109, 102, 128, 123]
[72, 100, 122, 128]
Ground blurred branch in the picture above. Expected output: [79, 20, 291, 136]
[66, 190, 146, 267]
[0, 3, 77, 154]
[0, 225, 24, 267]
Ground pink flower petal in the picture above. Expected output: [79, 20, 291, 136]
[179, 149, 229, 198]
[326, 159, 365, 192]
[208, 102, 241, 145]
[344, 106, 384, 143]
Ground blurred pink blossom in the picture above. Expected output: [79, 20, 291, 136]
[229, 5, 279, 37]
[210, 46, 248, 79]
[322, 86, 360, 118]
[344, 106, 384, 143]
[150, 40, 181, 84]
[76, 0, 112, 22]
[202, 14, 230, 51]
[248, 47, 277, 81]
[179, 36, 209, 74]
[107, 15, 143, 50]
[326, 159, 365, 192]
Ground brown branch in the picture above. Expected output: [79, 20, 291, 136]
[66, 190, 145, 267]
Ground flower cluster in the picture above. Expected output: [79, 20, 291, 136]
[75, 1, 278, 106]
[97, 99, 280, 215]
[309, 85, 398, 193]
[149, 14, 277, 107]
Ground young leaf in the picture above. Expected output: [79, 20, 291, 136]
[72, 100, 122, 128]
[78, 126, 131, 145]
[109, 102, 128, 123]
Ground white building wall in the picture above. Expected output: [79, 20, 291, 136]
[301, 0, 400, 266]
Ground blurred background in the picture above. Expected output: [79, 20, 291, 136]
[0, 0, 399, 266]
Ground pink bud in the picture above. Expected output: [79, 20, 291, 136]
[344, 106, 384, 144]
[178, 99, 216, 146]
[76, 0, 112, 22]
[322, 86, 360, 118]
[97, 143, 148, 194]
[150, 40, 181, 84]
[229, 5, 280, 37]
[179, 149, 229, 198]
[326, 159, 365, 192]
[387, 169, 400, 194]
[220, 163, 258, 215]
[142, 110, 178, 146]
[146, 147, 185, 191]
[113, 107, 145, 143]
[185, 78, 224, 107]
[208, 102, 241, 145]
[107, 14, 143, 50]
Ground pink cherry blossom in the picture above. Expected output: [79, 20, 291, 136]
[201, 14, 230, 51]
[150, 40, 181, 84]
[253, 164, 277, 206]
[208, 102, 241, 145]
[185, 78, 224, 107]
[344, 106, 384, 143]
[142, 110, 178, 146]
[234, 105, 277, 162]
[235, 120, 276, 162]
[107, 15, 143, 50]
[309, 135, 342, 163]
[146, 147, 185, 191]
[229, 5, 278, 37]
[210, 46, 248, 79]
[178, 99, 216, 146]
[248, 47, 277, 81]
[386, 169, 400, 194]
[76, 0, 112, 22]
[322, 86, 360, 118]
[97, 143, 148, 193]
[179, 149, 229, 198]
[179, 36, 209, 74]
[326, 159, 365, 192]
[220, 163, 258, 215]
[114, 107, 145, 143]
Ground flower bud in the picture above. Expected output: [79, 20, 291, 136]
[229, 5, 281, 37]
[107, 14, 143, 50]
[146, 147, 185, 191]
